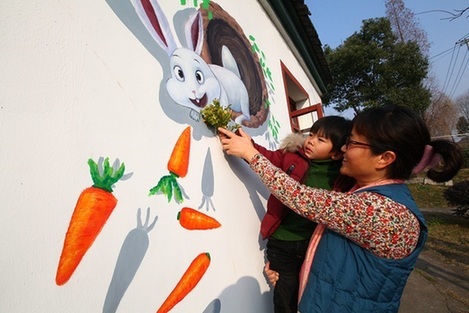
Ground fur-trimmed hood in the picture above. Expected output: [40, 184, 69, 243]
[279, 133, 306, 153]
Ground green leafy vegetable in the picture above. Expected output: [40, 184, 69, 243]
[200, 99, 240, 133]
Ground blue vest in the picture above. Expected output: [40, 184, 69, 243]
[298, 184, 428, 313]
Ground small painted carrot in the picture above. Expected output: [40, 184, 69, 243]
[157, 252, 211, 313]
[56, 157, 125, 286]
[149, 126, 191, 203]
[177, 207, 221, 230]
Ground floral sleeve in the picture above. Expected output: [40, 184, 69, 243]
[250, 154, 420, 259]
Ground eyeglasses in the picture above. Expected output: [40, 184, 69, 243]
[345, 136, 374, 149]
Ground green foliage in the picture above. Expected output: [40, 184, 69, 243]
[88, 157, 125, 193]
[323, 17, 431, 114]
[149, 172, 184, 204]
[444, 180, 469, 216]
[200, 99, 240, 133]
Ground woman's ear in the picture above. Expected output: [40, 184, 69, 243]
[331, 151, 344, 161]
[376, 151, 396, 169]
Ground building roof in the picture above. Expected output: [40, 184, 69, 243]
[265, 0, 332, 93]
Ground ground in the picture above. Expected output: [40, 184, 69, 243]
[399, 208, 469, 313]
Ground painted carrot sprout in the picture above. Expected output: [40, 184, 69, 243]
[149, 126, 191, 203]
[56, 157, 126, 286]
[177, 207, 221, 230]
[157, 252, 211, 313]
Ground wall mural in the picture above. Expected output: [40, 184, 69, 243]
[56, 0, 282, 311]
[131, 0, 268, 128]
[157, 252, 211, 313]
[56, 157, 127, 286]
[178, 207, 221, 230]
[56, 156, 220, 313]
[149, 126, 191, 203]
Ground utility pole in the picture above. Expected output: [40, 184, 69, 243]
[456, 38, 469, 49]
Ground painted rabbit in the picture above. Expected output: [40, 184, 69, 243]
[131, 0, 251, 125]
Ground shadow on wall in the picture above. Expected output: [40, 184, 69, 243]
[103, 208, 158, 313]
[222, 154, 270, 251]
[199, 147, 216, 211]
[217, 276, 274, 313]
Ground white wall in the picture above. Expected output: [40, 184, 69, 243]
[0, 1, 323, 312]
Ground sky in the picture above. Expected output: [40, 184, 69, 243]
[304, 0, 469, 117]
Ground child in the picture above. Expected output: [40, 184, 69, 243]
[253, 116, 353, 313]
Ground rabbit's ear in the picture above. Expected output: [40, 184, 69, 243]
[131, 0, 178, 55]
[184, 11, 204, 55]
[221, 45, 241, 79]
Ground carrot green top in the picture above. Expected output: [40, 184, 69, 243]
[88, 158, 125, 193]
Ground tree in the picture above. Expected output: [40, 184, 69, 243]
[424, 91, 458, 138]
[454, 91, 469, 138]
[386, 0, 451, 126]
[323, 18, 431, 115]
[455, 90, 469, 122]
[385, 0, 430, 56]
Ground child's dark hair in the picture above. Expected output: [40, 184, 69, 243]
[310, 116, 352, 152]
[353, 105, 463, 182]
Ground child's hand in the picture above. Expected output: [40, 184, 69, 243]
[264, 262, 279, 287]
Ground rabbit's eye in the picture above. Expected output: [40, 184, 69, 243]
[173, 66, 184, 82]
[195, 70, 205, 84]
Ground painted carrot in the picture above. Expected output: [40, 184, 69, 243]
[157, 252, 211, 313]
[178, 207, 221, 230]
[149, 126, 191, 203]
[56, 157, 126, 286]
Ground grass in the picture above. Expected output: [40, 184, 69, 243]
[407, 184, 448, 208]
[422, 211, 469, 271]
[407, 168, 469, 271]
[408, 168, 469, 208]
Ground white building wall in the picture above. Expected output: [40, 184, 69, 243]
[0, 1, 323, 312]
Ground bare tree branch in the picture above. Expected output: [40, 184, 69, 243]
[416, 7, 469, 21]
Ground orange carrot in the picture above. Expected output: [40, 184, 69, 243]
[56, 157, 125, 286]
[167, 126, 191, 178]
[157, 252, 211, 313]
[177, 207, 221, 230]
[149, 126, 191, 203]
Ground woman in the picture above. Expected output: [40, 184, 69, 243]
[218, 105, 463, 313]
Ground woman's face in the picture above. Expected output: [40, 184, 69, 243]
[340, 129, 383, 184]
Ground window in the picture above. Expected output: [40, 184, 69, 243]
[281, 62, 323, 133]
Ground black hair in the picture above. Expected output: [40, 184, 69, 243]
[352, 105, 463, 182]
[310, 116, 352, 153]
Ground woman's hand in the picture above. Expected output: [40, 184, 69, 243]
[218, 127, 258, 161]
[264, 262, 279, 287]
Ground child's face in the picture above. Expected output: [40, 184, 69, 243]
[303, 132, 337, 161]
